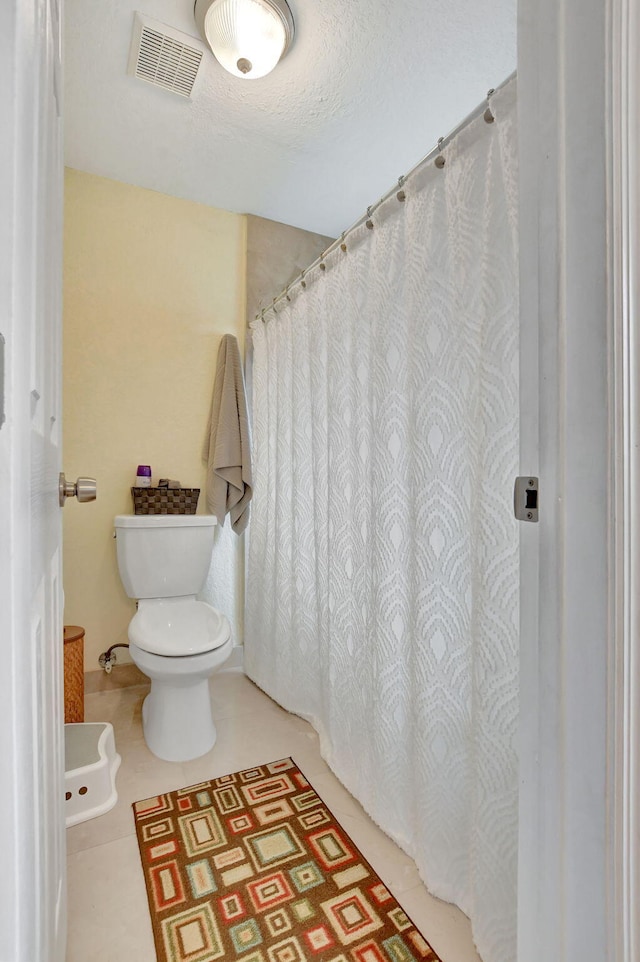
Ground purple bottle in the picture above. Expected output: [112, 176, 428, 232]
[135, 464, 152, 488]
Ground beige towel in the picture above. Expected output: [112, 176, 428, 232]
[202, 334, 253, 533]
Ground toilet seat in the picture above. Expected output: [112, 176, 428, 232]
[128, 598, 231, 657]
[129, 634, 233, 674]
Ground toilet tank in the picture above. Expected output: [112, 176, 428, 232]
[114, 515, 217, 600]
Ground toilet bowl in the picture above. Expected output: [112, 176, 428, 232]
[114, 515, 233, 762]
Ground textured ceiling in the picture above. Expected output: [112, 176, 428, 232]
[64, 0, 516, 237]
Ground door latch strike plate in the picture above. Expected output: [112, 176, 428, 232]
[514, 476, 539, 522]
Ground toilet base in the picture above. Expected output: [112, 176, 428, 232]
[129, 636, 233, 762]
[142, 680, 217, 762]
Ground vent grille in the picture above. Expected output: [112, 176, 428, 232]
[128, 14, 205, 98]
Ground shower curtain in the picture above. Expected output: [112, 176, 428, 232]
[246, 80, 519, 962]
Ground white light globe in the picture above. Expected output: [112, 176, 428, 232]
[197, 0, 294, 80]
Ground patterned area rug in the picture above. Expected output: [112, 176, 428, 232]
[133, 757, 442, 962]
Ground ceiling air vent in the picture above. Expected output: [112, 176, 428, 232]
[128, 13, 206, 98]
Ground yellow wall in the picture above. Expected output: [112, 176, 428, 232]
[63, 169, 246, 670]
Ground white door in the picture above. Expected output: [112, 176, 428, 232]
[517, 0, 617, 958]
[0, 0, 66, 960]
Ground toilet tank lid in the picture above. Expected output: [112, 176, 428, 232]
[114, 514, 218, 528]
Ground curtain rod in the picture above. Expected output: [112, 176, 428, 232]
[257, 69, 516, 322]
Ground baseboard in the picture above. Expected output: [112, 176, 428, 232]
[84, 644, 245, 692]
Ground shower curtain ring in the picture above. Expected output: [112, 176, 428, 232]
[340, 232, 347, 253]
[366, 206, 374, 230]
[397, 175, 406, 202]
[300, 270, 307, 290]
[484, 88, 496, 123]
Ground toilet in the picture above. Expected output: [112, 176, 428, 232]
[114, 514, 233, 762]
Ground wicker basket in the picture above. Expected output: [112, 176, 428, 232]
[131, 486, 200, 515]
[63, 625, 85, 724]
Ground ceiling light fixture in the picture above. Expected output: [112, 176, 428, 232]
[194, 0, 294, 80]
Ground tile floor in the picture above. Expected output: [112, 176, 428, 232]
[66, 670, 481, 962]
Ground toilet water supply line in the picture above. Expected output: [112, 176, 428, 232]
[98, 643, 130, 674]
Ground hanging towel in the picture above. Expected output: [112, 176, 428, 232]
[202, 334, 253, 533]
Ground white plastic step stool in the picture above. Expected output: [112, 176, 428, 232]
[64, 722, 121, 828]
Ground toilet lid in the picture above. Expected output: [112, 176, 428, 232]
[129, 599, 231, 657]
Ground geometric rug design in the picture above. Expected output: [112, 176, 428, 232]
[133, 758, 442, 962]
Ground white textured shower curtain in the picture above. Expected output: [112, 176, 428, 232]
[246, 81, 519, 962]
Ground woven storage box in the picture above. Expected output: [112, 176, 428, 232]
[63, 626, 85, 724]
[131, 487, 200, 515]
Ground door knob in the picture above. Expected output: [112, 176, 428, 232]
[59, 473, 97, 507]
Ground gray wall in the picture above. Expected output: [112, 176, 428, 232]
[246, 214, 333, 326]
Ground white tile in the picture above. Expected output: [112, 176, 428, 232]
[308, 770, 373, 821]
[181, 707, 331, 786]
[66, 755, 188, 854]
[66, 834, 156, 962]
[208, 672, 289, 720]
[67, 702, 187, 855]
[83, 686, 149, 743]
[68, 672, 481, 962]
[396, 883, 482, 962]
[334, 811, 422, 894]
